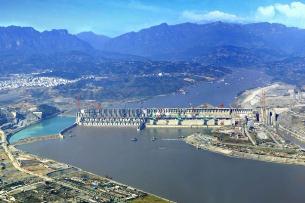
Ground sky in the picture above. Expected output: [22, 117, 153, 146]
[1, 0, 305, 37]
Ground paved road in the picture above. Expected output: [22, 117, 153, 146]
[0, 130, 92, 195]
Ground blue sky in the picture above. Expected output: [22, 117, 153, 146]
[1, 0, 305, 36]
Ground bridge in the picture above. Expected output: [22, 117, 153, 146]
[76, 108, 253, 129]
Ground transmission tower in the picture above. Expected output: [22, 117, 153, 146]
[75, 96, 81, 112]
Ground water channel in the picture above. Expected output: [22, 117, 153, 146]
[13, 69, 305, 203]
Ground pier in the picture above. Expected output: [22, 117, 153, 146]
[76, 107, 253, 129]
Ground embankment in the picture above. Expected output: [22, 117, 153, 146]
[185, 134, 305, 166]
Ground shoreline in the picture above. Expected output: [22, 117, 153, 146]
[6, 111, 63, 143]
[13, 110, 304, 169]
[7, 77, 296, 201]
[14, 145, 172, 202]
[184, 134, 305, 167]
[2, 127, 171, 202]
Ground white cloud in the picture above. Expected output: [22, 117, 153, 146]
[256, 5, 275, 18]
[274, 1, 305, 18]
[255, 1, 305, 27]
[180, 2, 305, 29]
[181, 10, 243, 23]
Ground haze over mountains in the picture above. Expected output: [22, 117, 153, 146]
[95, 22, 305, 59]
[0, 26, 91, 54]
[1, 22, 305, 60]
[76, 32, 110, 50]
[0, 21, 305, 85]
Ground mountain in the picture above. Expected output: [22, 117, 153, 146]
[264, 56, 305, 86]
[0, 26, 92, 54]
[180, 45, 286, 67]
[0, 23, 304, 87]
[0, 26, 148, 74]
[2, 22, 305, 61]
[2, 22, 305, 63]
[99, 22, 305, 59]
[100, 22, 257, 57]
[76, 31, 110, 49]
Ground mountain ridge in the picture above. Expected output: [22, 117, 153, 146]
[0, 22, 305, 86]
[0, 26, 92, 54]
[96, 21, 305, 59]
[76, 31, 110, 50]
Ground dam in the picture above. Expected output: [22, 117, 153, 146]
[76, 108, 253, 129]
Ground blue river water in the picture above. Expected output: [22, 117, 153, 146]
[10, 116, 75, 143]
[11, 68, 271, 143]
[14, 69, 305, 203]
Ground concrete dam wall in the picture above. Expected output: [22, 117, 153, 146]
[76, 108, 253, 129]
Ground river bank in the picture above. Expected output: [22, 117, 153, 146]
[1, 130, 170, 202]
[17, 126, 305, 203]
[187, 81, 305, 167]
[3, 112, 171, 202]
[11, 69, 305, 203]
[6, 111, 65, 143]
[184, 133, 305, 167]
[8, 115, 75, 143]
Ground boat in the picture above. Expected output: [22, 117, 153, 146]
[131, 137, 138, 142]
[151, 137, 157, 141]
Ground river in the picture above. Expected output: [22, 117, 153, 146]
[13, 69, 305, 203]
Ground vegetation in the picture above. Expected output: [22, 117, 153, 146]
[37, 104, 60, 118]
[53, 61, 230, 101]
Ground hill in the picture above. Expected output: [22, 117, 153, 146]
[99, 22, 305, 60]
[0, 26, 92, 54]
[76, 31, 110, 50]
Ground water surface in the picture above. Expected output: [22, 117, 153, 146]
[16, 69, 305, 203]
[19, 127, 305, 203]
[10, 116, 75, 143]
[120, 69, 271, 108]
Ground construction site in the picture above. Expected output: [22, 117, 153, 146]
[73, 84, 305, 166]
[2, 81, 305, 202]
[185, 83, 305, 165]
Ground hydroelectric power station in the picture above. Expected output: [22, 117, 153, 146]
[76, 108, 253, 130]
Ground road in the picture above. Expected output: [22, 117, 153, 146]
[0, 130, 96, 196]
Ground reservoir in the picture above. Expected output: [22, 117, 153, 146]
[13, 69, 305, 203]
[10, 116, 75, 143]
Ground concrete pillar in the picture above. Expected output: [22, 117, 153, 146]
[207, 119, 215, 126]
[268, 111, 273, 126]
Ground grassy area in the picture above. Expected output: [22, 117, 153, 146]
[130, 195, 170, 203]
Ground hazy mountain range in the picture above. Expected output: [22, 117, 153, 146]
[76, 31, 110, 50]
[95, 22, 305, 59]
[1, 22, 305, 59]
[0, 22, 305, 85]
[0, 26, 91, 54]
